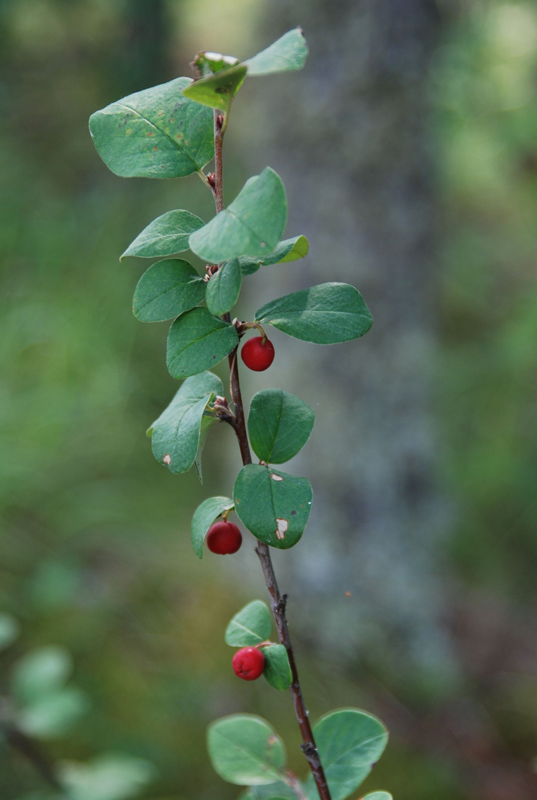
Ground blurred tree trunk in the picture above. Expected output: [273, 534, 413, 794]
[245, 0, 457, 683]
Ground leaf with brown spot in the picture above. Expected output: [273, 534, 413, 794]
[89, 77, 214, 179]
[233, 465, 312, 550]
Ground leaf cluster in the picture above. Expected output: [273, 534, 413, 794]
[208, 703, 389, 800]
[0, 615, 155, 800]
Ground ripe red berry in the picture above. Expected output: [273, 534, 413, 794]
[241, 336, 275, 371]
[206, 521, 242, 555]
[232, 646, 265, 681]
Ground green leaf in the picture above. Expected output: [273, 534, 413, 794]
[133, 259, 205, 323]
[238, 782, 298, 800]
[166, 307, 238, 379]
[248, 389, 314, 464]
[361, 794, 392, 800]
[148, 372, 222, 474]
[240, 236, 309, 276]
[59, 755, 155, 800]
[0, 613, 20, 651]
[17, 687, 89, 739]
[255, 283, 373, 344]
[12, 646, 72, 704]
[225, 600, 272, 646]
[262, 645, 292, 691]
[206, 259, 242, 316]
[305, 709, 389, 800]
[245, 791, 292, 800]
[89, 77, 214, 179]
[191, 496, 234, 559]
[121, 210, 205, 259]
[244, 29, 308, 76]
[182, 65, 248, 111]
[233, 465, 312, 550]
[207, 714, 286, 785]
[189, 168, 287, 263]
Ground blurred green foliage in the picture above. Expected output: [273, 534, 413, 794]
[1, 0, 536, 799]
[436, 2, 537, 601]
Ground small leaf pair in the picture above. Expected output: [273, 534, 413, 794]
[11, 645, 89, 739]
[183, 29, 308, 113]
[236, 389, 314, 549]
[132, 256, 241, 324]
[208, 708, 388, 800]
[123, 207, 307, 272]
[225, 600, 292, 691]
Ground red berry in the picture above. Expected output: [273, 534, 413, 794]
[241, 336, 275, 371]
[206, 521, 242, 555]
[232, 646, 265, 681]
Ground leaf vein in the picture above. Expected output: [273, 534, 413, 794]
[115, 102, 199, 169]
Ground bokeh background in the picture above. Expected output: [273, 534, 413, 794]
[1, 0, 537, 798]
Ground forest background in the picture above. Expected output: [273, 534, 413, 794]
[1, 1, 537, 799]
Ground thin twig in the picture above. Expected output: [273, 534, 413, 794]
[209, 108, 332, 800]
[3, 724, 62, 790]
[212, 109, 225, 214]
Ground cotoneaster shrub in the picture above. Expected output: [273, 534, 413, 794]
[90, 28, 392, 800]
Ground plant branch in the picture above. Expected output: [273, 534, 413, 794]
[2, 721, 62, 791]
[212, 109, 225, 214]
[210, 114, 332, 800]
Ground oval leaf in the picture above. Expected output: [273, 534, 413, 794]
[239, 783, 299, 800]
[244, 29, 308, 76]
[122, 210, 205, 259]
[12, 646, 72, 704]
[255, 283, 373, 344]
[225, 600, 272, 647]
[59, 754, 155, 800]
[133, 259, 205, 323]
[0, 613, 20, 651]
[89, 77, 214, 179]
[207, 714, 286, 785]
[206, 259, 242, 316]
[148, 371, 223, 473]
[166, 307, 238, 379]
[18, 687, 89, 739]
[362, 794, 392, 800]
[262, 644, 292, 691]
[240, 235, 309, 276]
[233, 465, 312, 550]
[305, 709, 389, 800]
[189, 168, 287, 263]
[182, 65, 248, 111]
[248, 389, 314, 464]
[191, 496, 234, 559]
